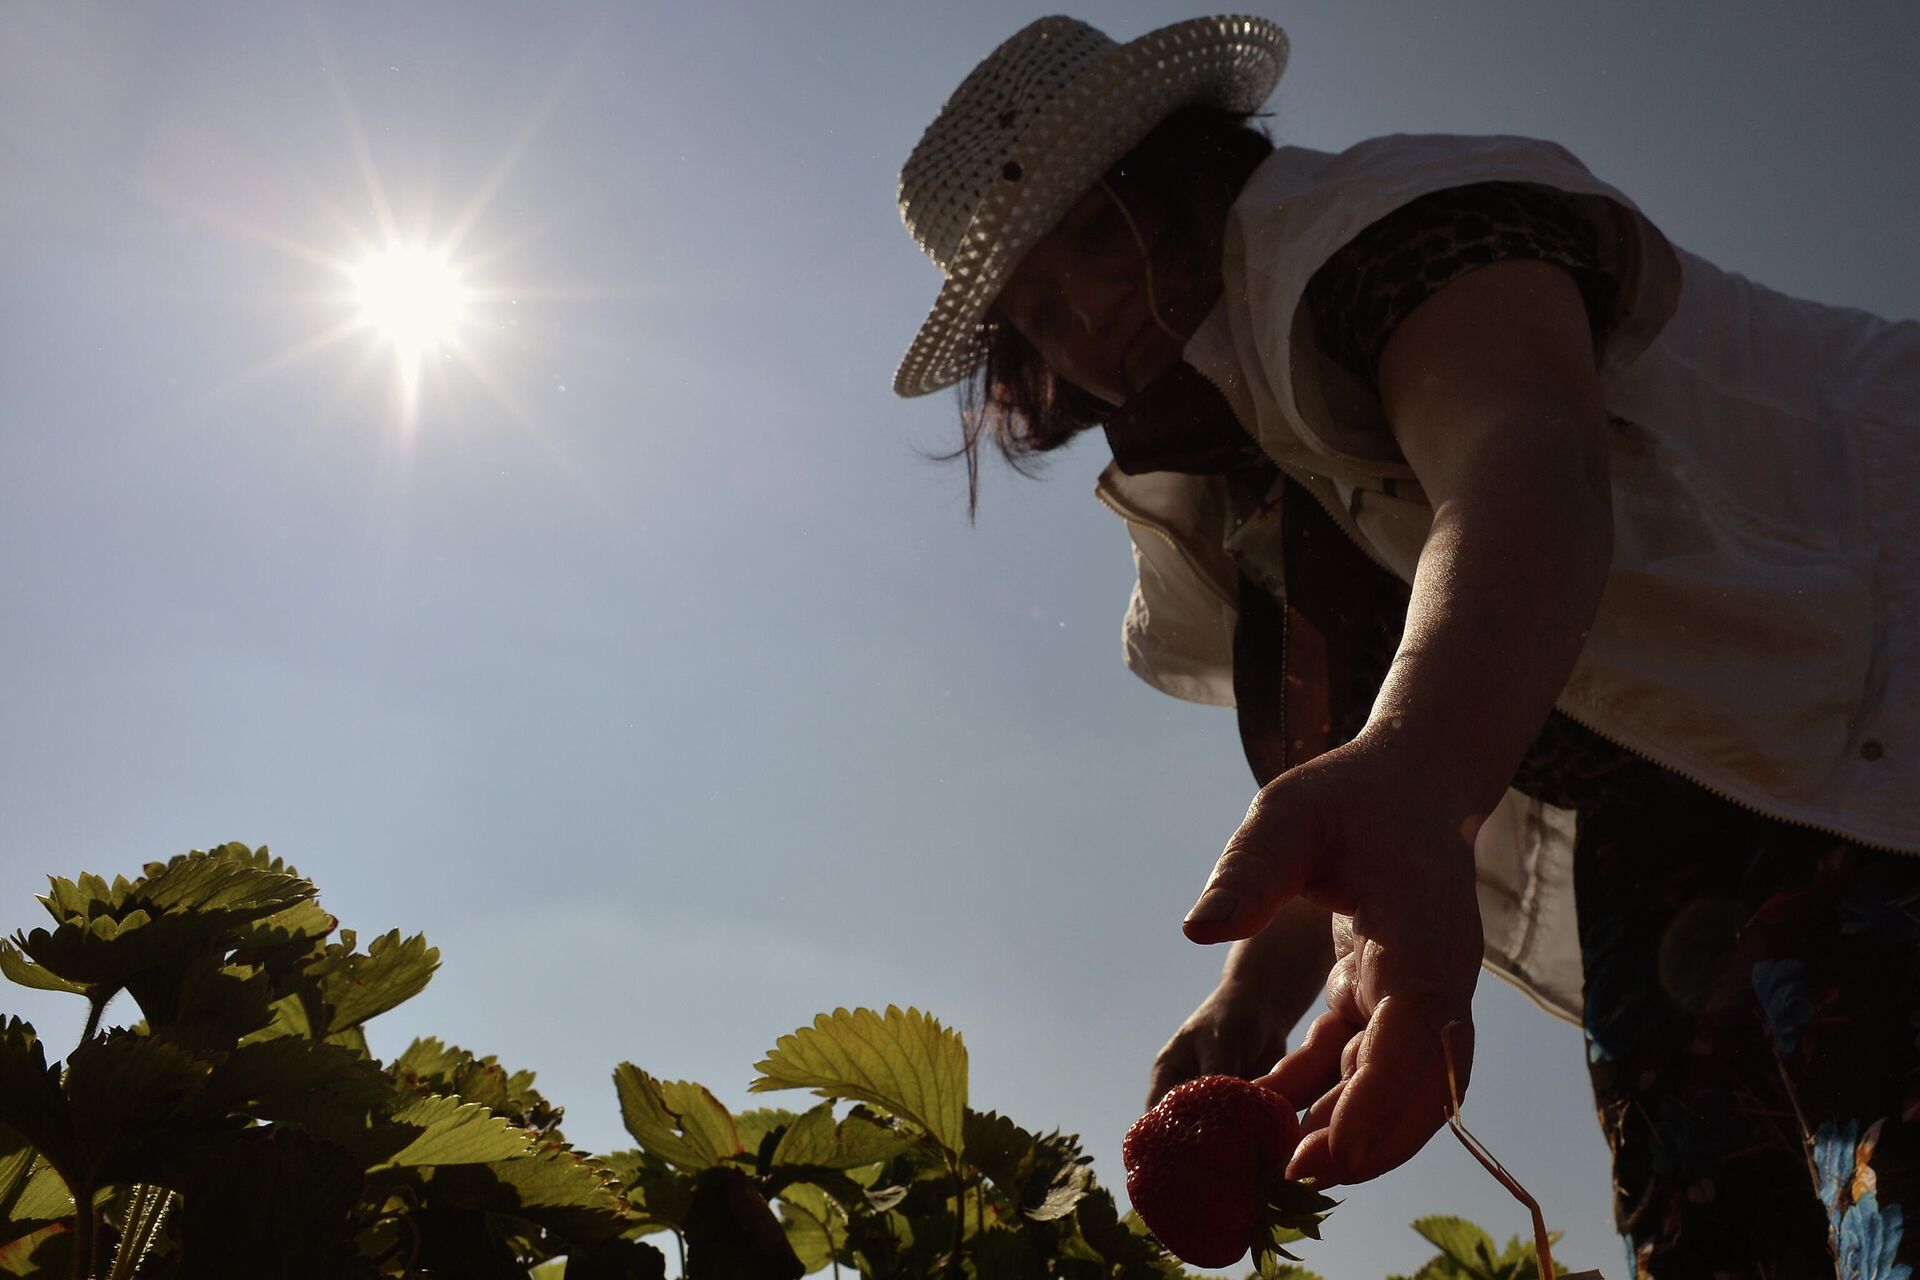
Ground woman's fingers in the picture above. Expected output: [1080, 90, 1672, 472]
[1183, 781, 1326, 945]
[1263, 1008, 1347, 1107]
[1145, 1037, 1198, 1110]
[1326, 993, 1473, 1183]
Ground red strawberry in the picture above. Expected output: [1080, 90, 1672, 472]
[1122, 1074, 1306, 1268]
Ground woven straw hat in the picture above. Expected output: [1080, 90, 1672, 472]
[892, 14, 1288, 399]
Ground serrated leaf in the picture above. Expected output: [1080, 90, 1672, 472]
[961, 1108, 1033, 1190]
[0, 1135, 72, 1240]
[127, 953, 276, 1049]
[372, 1095, 538, 1169]
[0, 942, 86, 996]
[320, 929, 438, 1034]
[960, 1109, 1090, 1222]
[0, 1222, 72, 1275]
[133, 851, 314, 920]
[393, 1035, 468, 1080]
[612, 1065, 741, 1171]
[749, 1006, 967, 1154]
[735, 1107, 801, 1162]
[1055, 1189, 1173, 1274]
[175, 1125, 364, 1275]
[0, 1020, 71, 1181]
[773, 1180, 837, 1272]
[769, 1102, 913, 1172]
[229, 897, 335, 964]
[416, 1143, 631, 1240]
[144, 841, 300, 879]
[202, 1036, 395, 1131]
[1410, 1215, 1500, 1279]
[64, 1031, 217, 1185]
[390, 1037, 562, 1137]
[15, 854, 314, 1003]
[606, 1147, 699, 1235]
[1027, 1157, 1093, 1222]
[971, 1226, 1042, 1277]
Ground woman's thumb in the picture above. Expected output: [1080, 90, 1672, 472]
[1182, 781, 1319, 945]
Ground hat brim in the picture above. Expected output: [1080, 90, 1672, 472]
[892, 15, 1288, 399]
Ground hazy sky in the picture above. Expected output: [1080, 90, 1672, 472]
[3, 4, 1915, 1275]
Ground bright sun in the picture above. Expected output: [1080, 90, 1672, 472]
[351, 246, 468, 356]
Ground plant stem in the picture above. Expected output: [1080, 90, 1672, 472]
[104, 1184, 149, 1280]
[69, 1189, 94, 1280]
[1441, 1025, 1555, 1280]
[947, 1159, 965, 1278]
[111, 1184, 175, 1280]
[77, 994, 107, 1054]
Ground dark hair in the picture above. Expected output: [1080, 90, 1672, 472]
[947, 106, 1274, 517]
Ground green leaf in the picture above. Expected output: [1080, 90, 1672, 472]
[612, 1065, 742, 1171]
[775, 1189, 834, 1272]
[228, 896, 336, 966]
[0, 1135, 73, 1242]
[1048, 1187, 1187, 1277]
[127, 953, 276, 1049]
[749, 1006, 967, 1155]
[0, 1222, 73, 1276]
[415, 1144, 632, 1241]
[1410, 1215, 1501, 1280]
[14, 854, 315, 1002]
[391, 1037, 563, 1137]
[143, 841, 301, 880]
[174, 1125, 365, 1276]
[960, 1109, 1091, 1222]
[735, 1107, 801, 1165]
[133, 851, 314, 920]
[202, 1036, 395, 1133]
[319, 929, 438, 1033]
[769, 1102, 913, 1172]
[0, 1020, 74, 1184]
[0, 942, 86, 996]
[605, 1147, 699, 1235]
[64, 1031, 217, 1186]
[371, 1094, 539, 1169]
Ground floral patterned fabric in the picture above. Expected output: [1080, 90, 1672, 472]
[1574, 766, 1920, 1278]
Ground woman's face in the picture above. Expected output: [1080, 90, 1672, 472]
[996, 180, 1220, 406]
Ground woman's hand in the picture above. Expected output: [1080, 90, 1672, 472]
[1145, 978, 1292, 1111]
[1183, 729, 1485, 1186]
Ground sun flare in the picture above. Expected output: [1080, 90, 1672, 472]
[351, 246, 468, 356]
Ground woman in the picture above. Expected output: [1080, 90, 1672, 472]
[891, 15, 1919, 1277]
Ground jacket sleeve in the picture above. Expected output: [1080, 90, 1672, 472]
[1222, 132, 1685, 469]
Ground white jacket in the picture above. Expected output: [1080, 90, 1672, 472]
[1097, 133, 1919, 1022]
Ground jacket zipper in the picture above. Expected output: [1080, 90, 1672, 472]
[1092, 484, 1239, 611]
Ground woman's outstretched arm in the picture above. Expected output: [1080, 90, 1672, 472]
[1185, 255, 1614, 1185]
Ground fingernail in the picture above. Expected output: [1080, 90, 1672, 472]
[1183, 889, 1238, 926]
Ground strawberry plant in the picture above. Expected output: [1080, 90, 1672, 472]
[0, 843, 1593, 1279]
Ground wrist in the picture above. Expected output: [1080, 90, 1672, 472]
[1346, 715, 1507, 839]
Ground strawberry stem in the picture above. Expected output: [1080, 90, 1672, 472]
[1441, 1022, 1555, 1278]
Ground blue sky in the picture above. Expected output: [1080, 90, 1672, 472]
[2, 3, 1915, 1275]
